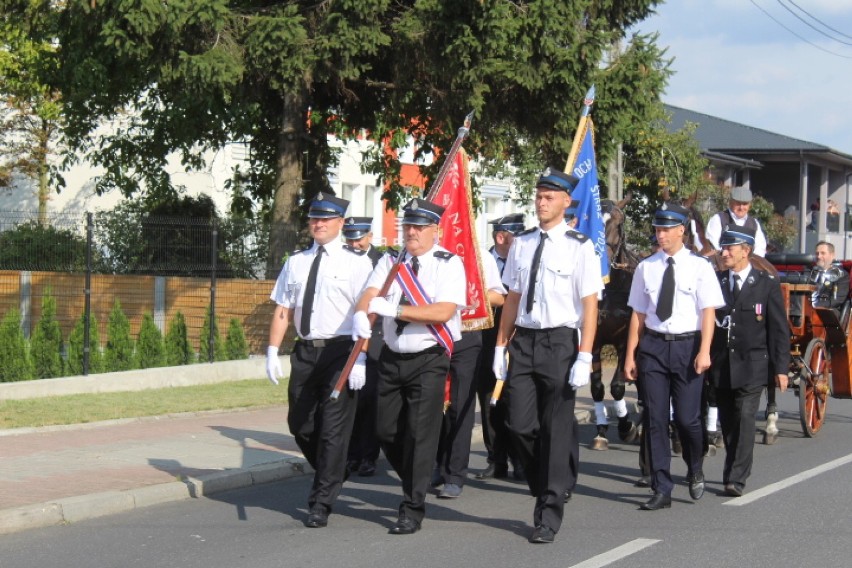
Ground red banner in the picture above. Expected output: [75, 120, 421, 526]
[433, 149, 492, 332]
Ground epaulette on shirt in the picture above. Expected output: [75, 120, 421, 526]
[433, 251, 455, 260]
[518, 227, 537, 236]
[343, 244, 367, 256]
[566, 230, 588, 243]
[690, 251, 712, 262]
[385, 247, 401, 258]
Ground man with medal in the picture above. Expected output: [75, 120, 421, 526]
[708, 225, 789, 497]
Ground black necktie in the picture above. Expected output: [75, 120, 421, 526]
[732, 274, 741, 302]
[299, 245, 324, 337]
[395, 257, 420, 335]
[525, 232, 547, 313]
[656, 257, 675, 322]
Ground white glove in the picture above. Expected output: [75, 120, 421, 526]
[349, 353, 367, 391]
[266, 345, 283, 385]
[492, 346, 508, 380]
[569, 351, 593, 390]
[352, 310, 372, 341]
[369, 296, 397, 318]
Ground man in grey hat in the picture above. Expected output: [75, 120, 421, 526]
[266, 192, 375, 528]
[704, 186, 768, 256]
[624, 202, 725, 511]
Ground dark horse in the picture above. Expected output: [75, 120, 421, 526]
[588, 194, 642, 450]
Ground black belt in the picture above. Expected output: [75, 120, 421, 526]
[382, 343, 446, 360]
[299, 335, 351, 348]
[645, 329, 699, 341]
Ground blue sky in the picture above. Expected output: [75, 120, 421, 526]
[635, 0, 852, 153]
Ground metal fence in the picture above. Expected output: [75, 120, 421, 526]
[0, 211, 277, 374]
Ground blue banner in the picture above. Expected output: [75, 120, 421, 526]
[570, 120, 610, 281]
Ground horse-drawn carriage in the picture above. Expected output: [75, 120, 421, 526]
[766, 253, 852, 437]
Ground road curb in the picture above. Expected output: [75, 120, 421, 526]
[0, 457, 311, 536]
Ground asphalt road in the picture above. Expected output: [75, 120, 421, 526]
[3, 390, 852, 568]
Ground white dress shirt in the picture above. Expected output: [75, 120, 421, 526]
[270, 238, 374, 340]
[503, 221, 603, 329]
[628, 245, 725, 334]
[365, 245, 467, 353]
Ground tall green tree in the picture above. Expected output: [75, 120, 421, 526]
[53, 0, 669, 274]
[0, 1, 64, 223]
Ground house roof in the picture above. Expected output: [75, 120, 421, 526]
[664, 104, 852, 165]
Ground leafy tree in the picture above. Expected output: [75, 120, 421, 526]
[30, 292, 64, 378]
[136, 312, 165, 369]
[0, 221, 88, 271]
[0, 1, 64, 223]
[199, 304, 226, 363]
[225, 318, 248, 361]
[54, 0, 670, 276]
[104, 299, 134, 372]
[0, 309, 34, 382]
[67, 312, 103, 375]
[165, 311, 192, 366]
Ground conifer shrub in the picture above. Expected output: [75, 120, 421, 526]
[225, 318, 249, 360]
[104, 299, 135, 372]
[0, 309, 34, 382]
[165, 311, 192, 366]
[136, 312, 166, 369]
[30, 292, 64, 379]
[199, 304, 226, 362]
[67, 313, 103, 375]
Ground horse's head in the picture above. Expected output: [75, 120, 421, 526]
[602, 192, 639, 271]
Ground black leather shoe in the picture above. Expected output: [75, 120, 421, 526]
[634, 475, 651, 488]
[358, 460, 376, 477]
[640, 493, 672, 511]
[563, 490, 572, 503]
[689, 472, 705, 500]
[724, 483, 744, 497]
[529, 525, 555, 544]
[475, 463, 508, 479]
[389, 517, 420, 535]
[305, 505, 329, 528]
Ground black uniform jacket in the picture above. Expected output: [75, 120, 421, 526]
[709, 268, 790, 390]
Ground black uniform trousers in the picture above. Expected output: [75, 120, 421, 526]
[476, 307, 516, 470]
[716, 382, 764, 487]
[505, 326, 579, 533]
[347, 324, 384, 467]
[436, 331, 483, 486]
[287, 339, 358, 511]
[636, 332, 704, 496]
[377, 344, 450, 525]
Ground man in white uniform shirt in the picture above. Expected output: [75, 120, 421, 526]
[353, 198, 466, 535]
[493, 167, 602, 544]
[624, 203, 725, 511]
[265, 192, 374, 529]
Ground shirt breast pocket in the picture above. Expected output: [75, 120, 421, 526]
[676, 275, 698, 298]
[323, 266, 351, 299]
[544, 259, 575, 290]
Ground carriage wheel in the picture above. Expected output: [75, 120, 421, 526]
[799, 338, 831, 437]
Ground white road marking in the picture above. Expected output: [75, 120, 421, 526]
[568, 538, 661, 568]
[724, 452, 852, 506]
